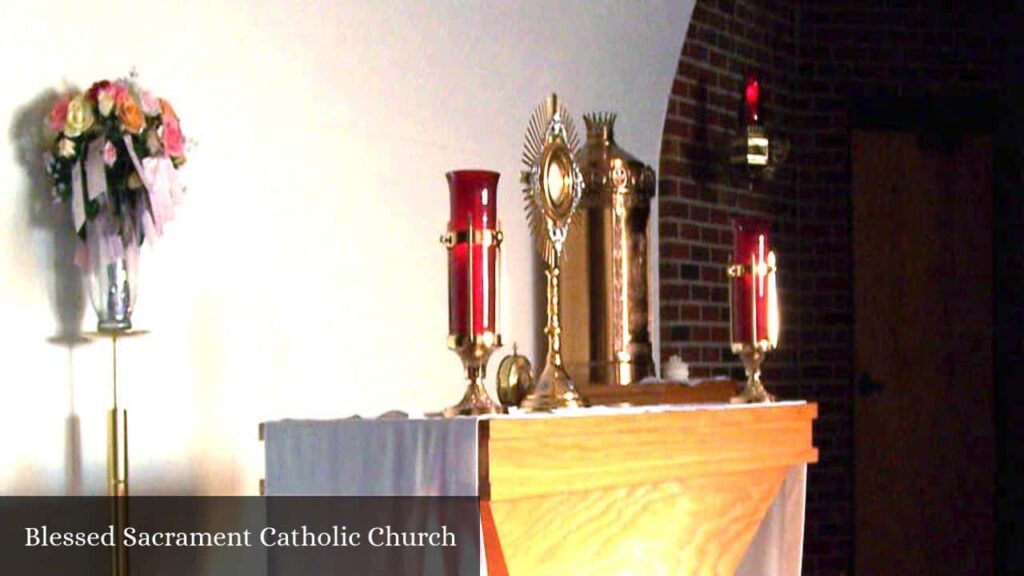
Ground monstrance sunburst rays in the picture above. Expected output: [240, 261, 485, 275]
[520, 93, 584, 266]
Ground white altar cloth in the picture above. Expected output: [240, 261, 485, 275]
[264, 403, 807, 575]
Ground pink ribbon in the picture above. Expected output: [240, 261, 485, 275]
[71, 138, 109, 238]
[72, 136, 183, 270]
[85, 139, 107, 200]
[123, 134, 181, 242]
[74, 209, 136, 270]
[71, 161, 85, 234]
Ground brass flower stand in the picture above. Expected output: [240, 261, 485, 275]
[86, 329, 147, 576]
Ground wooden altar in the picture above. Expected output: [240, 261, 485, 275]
[479, 402, 818, 575]
[262, 400, 817, 575]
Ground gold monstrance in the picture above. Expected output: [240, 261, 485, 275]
[518, 94, 588, 411]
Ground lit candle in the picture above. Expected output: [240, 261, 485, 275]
[744, 72, 760, 125]
[447, 170, 499, 338]
[731, 217, 772, 347]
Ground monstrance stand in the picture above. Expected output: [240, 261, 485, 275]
[84, 328, 147, 576]
[518, 94, 588, 411]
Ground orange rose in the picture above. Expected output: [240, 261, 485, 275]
[117, 93, 145, 134]
[159, 98, 178, 122]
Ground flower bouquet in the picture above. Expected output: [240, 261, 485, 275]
[43, 73, 187, 331]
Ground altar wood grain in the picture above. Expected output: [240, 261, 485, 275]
[481, 403, 817, 502]
[578, 379, 735, 406]
[487, 467, 788, 575]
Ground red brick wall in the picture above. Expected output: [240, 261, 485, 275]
[659, 1, 998, 573]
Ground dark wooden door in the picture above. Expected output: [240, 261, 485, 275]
[852, 130, 993, 574]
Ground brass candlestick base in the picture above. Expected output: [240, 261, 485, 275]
[731, 344, 774, 404]
[443, 335, 503, 417]
[443, 364, 502, 417]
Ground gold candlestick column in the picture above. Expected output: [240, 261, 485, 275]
[109, 333, 129, 576]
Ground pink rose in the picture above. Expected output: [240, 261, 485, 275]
[161, 116, 184, 158]
[103, 140, 117, 167]
[47, 95, 70, 132]
[139, 90, 160, 116]
[110, 81, 128, 100]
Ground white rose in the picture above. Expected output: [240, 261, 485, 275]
[98, 89, 115, 117]
[58, 138, 76, 158]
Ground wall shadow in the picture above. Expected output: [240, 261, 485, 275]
[9, 89, 90, 495]
[9, 89, 87, 343]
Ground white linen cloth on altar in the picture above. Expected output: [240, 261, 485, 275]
[265, 417, 480, 497]
[263, 403, 807, 576]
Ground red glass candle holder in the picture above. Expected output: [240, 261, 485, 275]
[440, 170, 503, 416]
[730, 217, 771, 346]
[447, 170, 499, 338]
[744, 71, 761, 126]
[728, 216, 780, 403]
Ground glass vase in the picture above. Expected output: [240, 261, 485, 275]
[87, 241, 139, 333]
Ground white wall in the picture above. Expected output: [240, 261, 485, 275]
[0, 0, 692, 495]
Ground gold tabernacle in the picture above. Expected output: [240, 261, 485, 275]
[566, 112, 656, 386]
